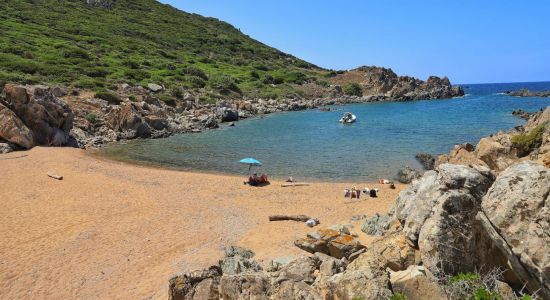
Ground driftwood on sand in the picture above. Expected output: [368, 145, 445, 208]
[47, 172, 63, 180]
[281, 182, 310, 187]
[269, 214, 316, 222]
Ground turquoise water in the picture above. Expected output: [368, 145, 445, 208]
[102, 82, 550, 182]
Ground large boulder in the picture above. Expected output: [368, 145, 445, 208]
[478, 162, 550, 298]
[0, 103, 34, 148]
[219, 107, 239, 122]
[396, 164, 495, 250]
[3, 84, 74, 146]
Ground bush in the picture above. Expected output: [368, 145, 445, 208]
[182, 66, 208, 80]
[62, 47, 90, 59]
[343, 83, 363, 96]
[388, 292, 408, 300]
[85, 112, 98, 124]
[158, 94, 176, 106]
[209, 74, 241, 94]
[187, 76, 206, 88]
[95, 91, 122, 105]
[250, 70, 260, 79]
[86, 67, 110, 78]
[511, 124, 545, 156]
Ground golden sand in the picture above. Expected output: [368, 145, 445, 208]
[0, 147, 404, 299]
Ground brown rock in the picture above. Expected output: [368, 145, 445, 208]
[3, 84, 74, 146]
[0, 103, 34, 148]
[390, 266, 446, 300]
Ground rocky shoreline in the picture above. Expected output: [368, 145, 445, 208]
[0, 73, 463, 153]
[168, 107, 549, 300]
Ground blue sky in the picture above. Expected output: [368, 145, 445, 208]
[159, 1, 550, 84]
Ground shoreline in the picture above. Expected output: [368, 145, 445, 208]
[0, 146, 405, 299]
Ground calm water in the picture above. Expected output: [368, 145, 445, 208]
[102, 82, 550, 182]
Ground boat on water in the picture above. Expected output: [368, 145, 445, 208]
[339, 112, 356, 124]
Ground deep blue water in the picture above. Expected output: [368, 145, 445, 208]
[101, 82, 550, 182]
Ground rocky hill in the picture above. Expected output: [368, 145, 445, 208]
[0, 0, 462, 104]
[331, 66, 463, 100]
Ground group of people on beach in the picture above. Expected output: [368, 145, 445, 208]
[344, 186, 378, 199]
[246, 173, 269, 186]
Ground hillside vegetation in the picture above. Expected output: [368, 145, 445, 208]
[0, 0, 326, 99]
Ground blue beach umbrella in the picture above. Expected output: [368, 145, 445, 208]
[239, 157, 262, 172]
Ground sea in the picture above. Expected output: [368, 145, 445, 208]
[101, 82, 550, 182]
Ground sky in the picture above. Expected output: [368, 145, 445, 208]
[159, 1, 550, 84]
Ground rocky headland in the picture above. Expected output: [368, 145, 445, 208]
[168, 108, 549, 300]
[0, 70, 463, 152]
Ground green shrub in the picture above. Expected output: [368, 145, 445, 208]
[123, 60, 140, 69]
[187, 76, 206, 88]
[182, 66, 208, 80]
[86, 67, 110, 78]
[343, 83, 363, 96]
[250, 70, 260, 79]
[85, 112, 98, 124]
[388, 292, 408, 300]
[209, 74, 241, 94]
[62, 47, 90, 59]
[95, 91, 122, 105]
[449, 272, 480, 284]
[511, 124, 545, 156]
[158, 94, 176, 106]
[170, 88, 183, 98]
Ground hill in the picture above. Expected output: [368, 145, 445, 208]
[0, 0, 324, 100]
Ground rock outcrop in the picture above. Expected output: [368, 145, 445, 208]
[383, 160, 549, 298]
[505, 89, 550, 98]
[437, 106, 550, 172]
[1, 84, 74, 147]
[0, 103, 34, 149]
[477, 162, 550, 298]
[331, 66, 464, 101]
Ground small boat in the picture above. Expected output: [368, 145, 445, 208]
[339, 112, 356, 124]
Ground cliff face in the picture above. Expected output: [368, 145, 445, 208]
[331, 66, 464, 100]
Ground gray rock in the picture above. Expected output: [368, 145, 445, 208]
[360, 213, 395, 236]
[478, 162, 550, 299]
[276, 256, 319, 284]
[415, 152, 436, 170]
[147, 83, 163, 92]
[396, 164, 494, 247]
[396, 166, 422, 184]
[220, 246, 261, 275]
[219, 107, 239, 122]
[0, 141, 14, 154]
[219, 273, 270, 300]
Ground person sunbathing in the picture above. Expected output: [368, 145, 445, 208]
[259, 174, 269, 183]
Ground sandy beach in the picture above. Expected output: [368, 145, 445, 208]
[0, 147, 404, 299]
